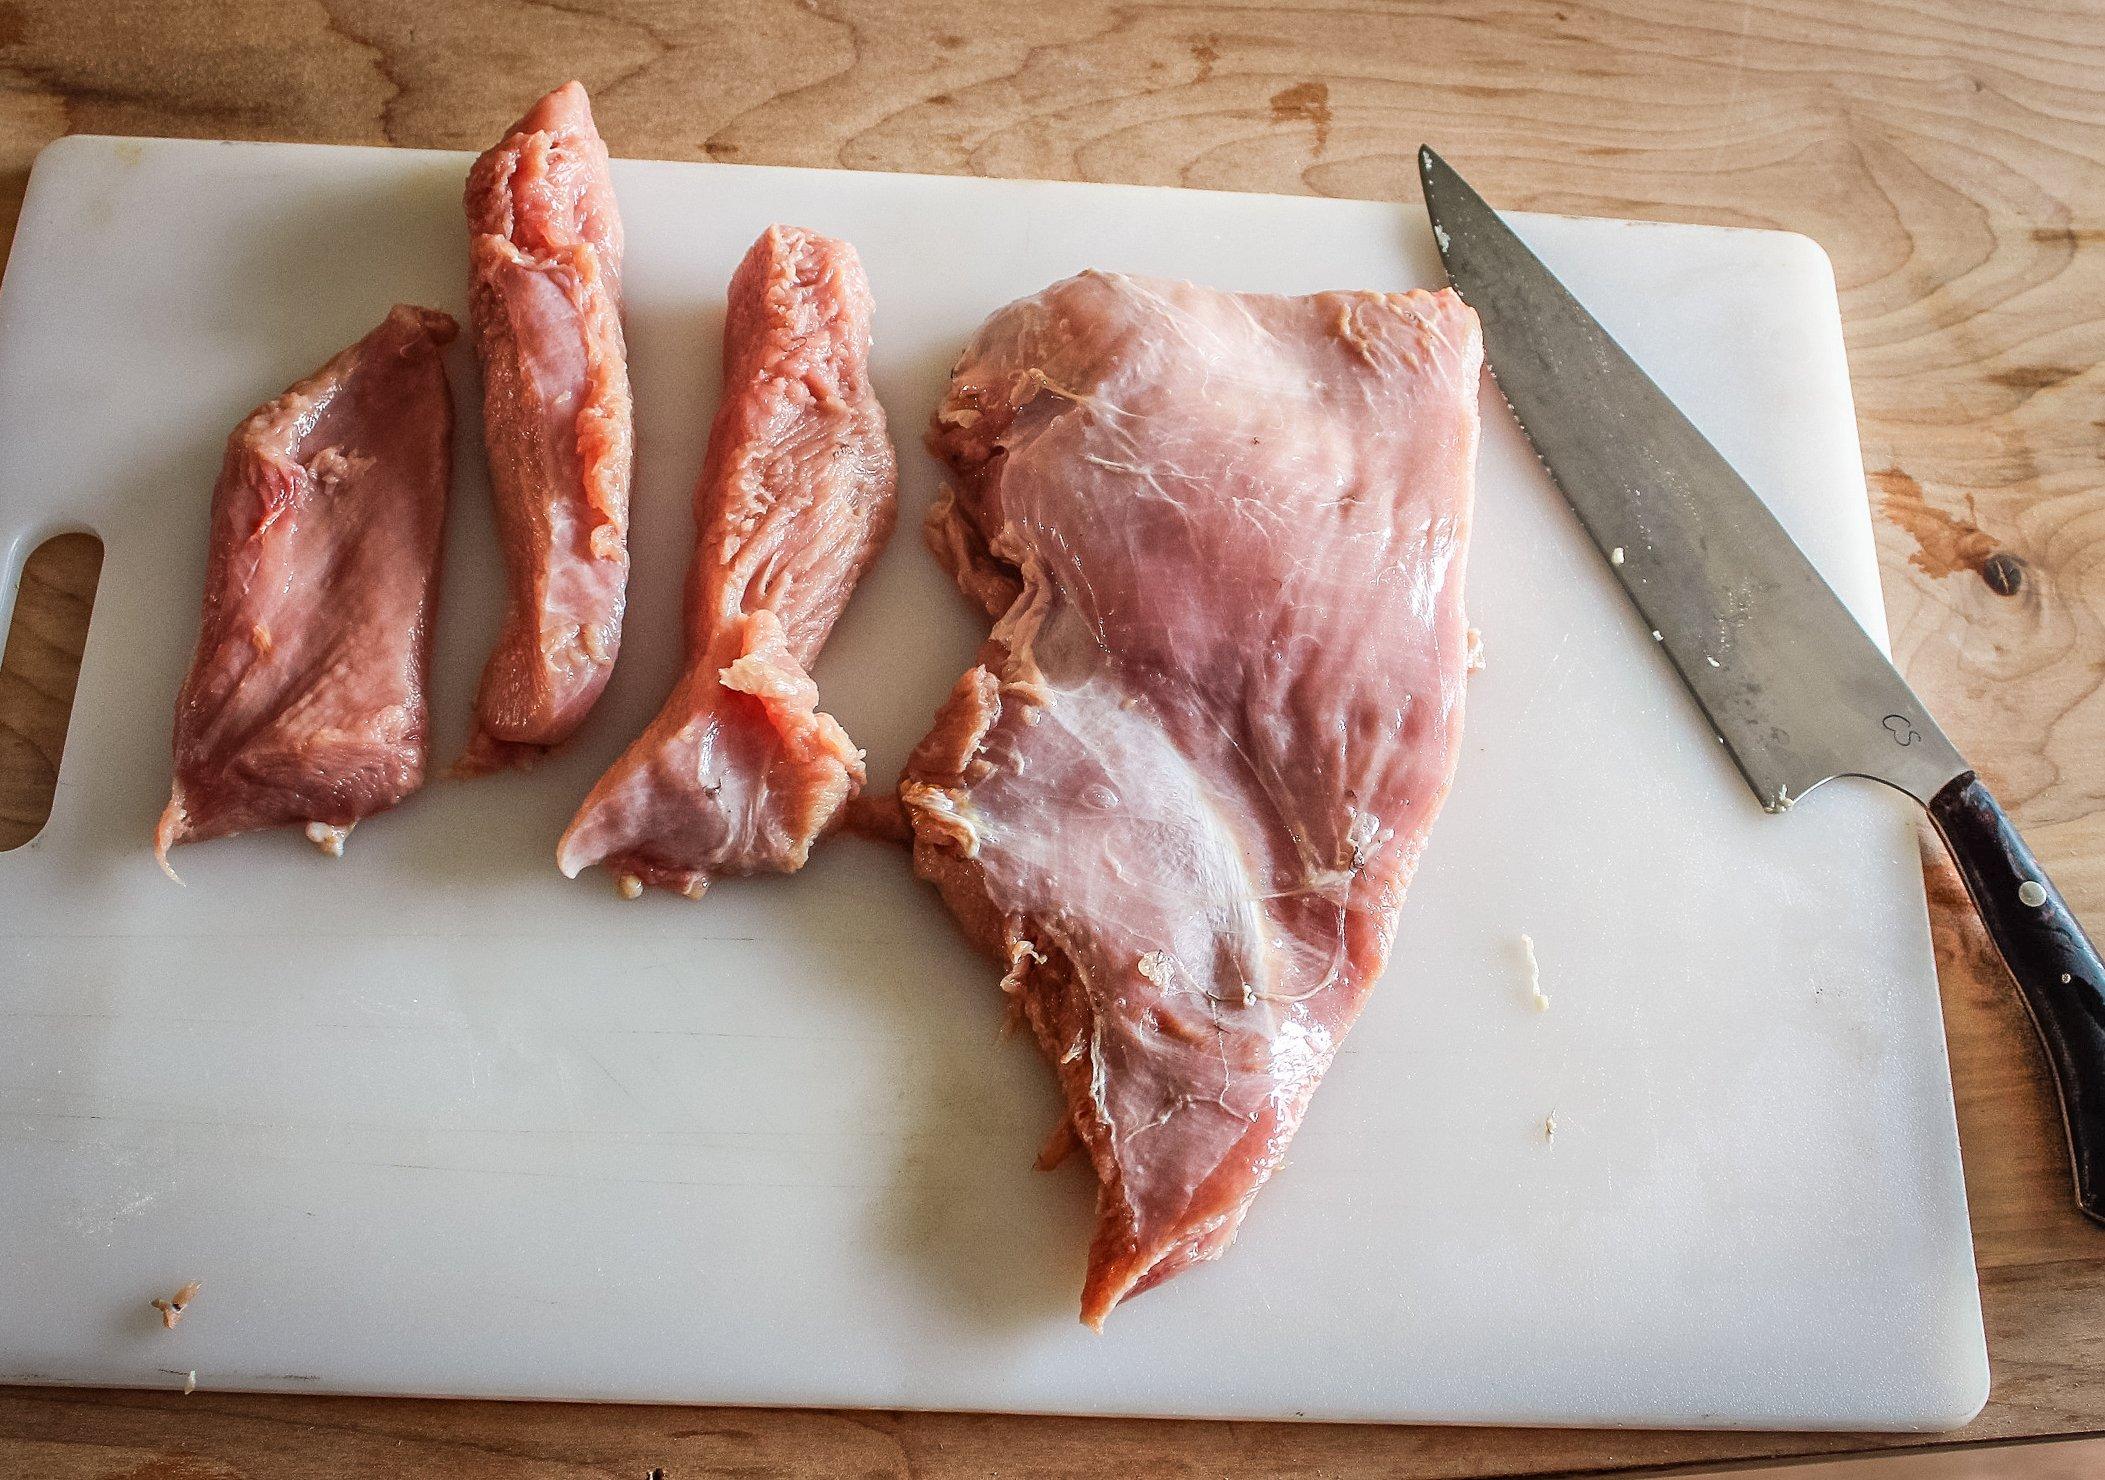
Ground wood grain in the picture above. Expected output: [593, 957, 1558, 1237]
[1, 0, 2101, 1474]
[0, 532, 96, 849]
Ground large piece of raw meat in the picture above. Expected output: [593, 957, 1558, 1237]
[558, 226, 897, 897]
[155, 304, 458, 874]
[458, 80, 634, 775]
[902, 271, 1482, 1325]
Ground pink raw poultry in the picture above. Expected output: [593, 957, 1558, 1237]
[156, 304, 457, 873]
[559, 226, 896, 897]
[458, 80, 634, 776]
[902, 272, 1483, 1325]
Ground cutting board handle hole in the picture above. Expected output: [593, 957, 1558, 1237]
[0, 530, 105, 851]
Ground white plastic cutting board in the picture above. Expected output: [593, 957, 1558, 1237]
[0, 136, 1986, 1429]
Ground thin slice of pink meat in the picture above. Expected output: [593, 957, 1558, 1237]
[155, 304, 458, 874]
[901, 272, 1482, 1326]
[557, 226, 897, 898]
[458, 80, 634, 775]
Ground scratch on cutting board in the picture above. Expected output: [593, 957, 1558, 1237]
[574, 1039, 647, 1110]
[1514, 631, 1575, 726]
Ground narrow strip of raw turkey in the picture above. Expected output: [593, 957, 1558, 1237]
[155, 304, 458, 876]
[901, 272, 1482, 1326]
[458, 80, 634, 776]
[557, 226, 897, 898]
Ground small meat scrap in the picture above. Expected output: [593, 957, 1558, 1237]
[458, 80, 635, 775]
[155, 306, 457, 876]
[1520, 932, 1549, 1011]
[151, 1280, 202, 1329]
[558, 226, 896, 898]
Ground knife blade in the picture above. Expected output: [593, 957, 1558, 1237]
[1419, 144, 2105, 1223]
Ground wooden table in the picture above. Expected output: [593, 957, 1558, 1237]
[1, 1, 2100, 1474]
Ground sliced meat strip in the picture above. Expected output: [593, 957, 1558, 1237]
[156, 304, 458, 874]
[901, 271, 1482, 1326]
[458, 80, 634, 775]
[558, 226, 896, 898]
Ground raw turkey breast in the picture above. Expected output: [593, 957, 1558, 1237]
[156, 304, 457, 873]
[558, 226, 896, 897]
[901, 271, 1483, 1325]
[458, 80, 634, 775]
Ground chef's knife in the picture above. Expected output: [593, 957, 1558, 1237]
[1419, 145, 2105, 1223]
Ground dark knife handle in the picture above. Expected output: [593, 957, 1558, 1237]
[1929, 772, 2105, 1224]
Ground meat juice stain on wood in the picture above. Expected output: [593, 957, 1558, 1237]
[1988, 363, 2084, 394]
[1189, 34, 1221, 83]
[1871, 465, 2023, 594]
[1268, 81, 1332, 152]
